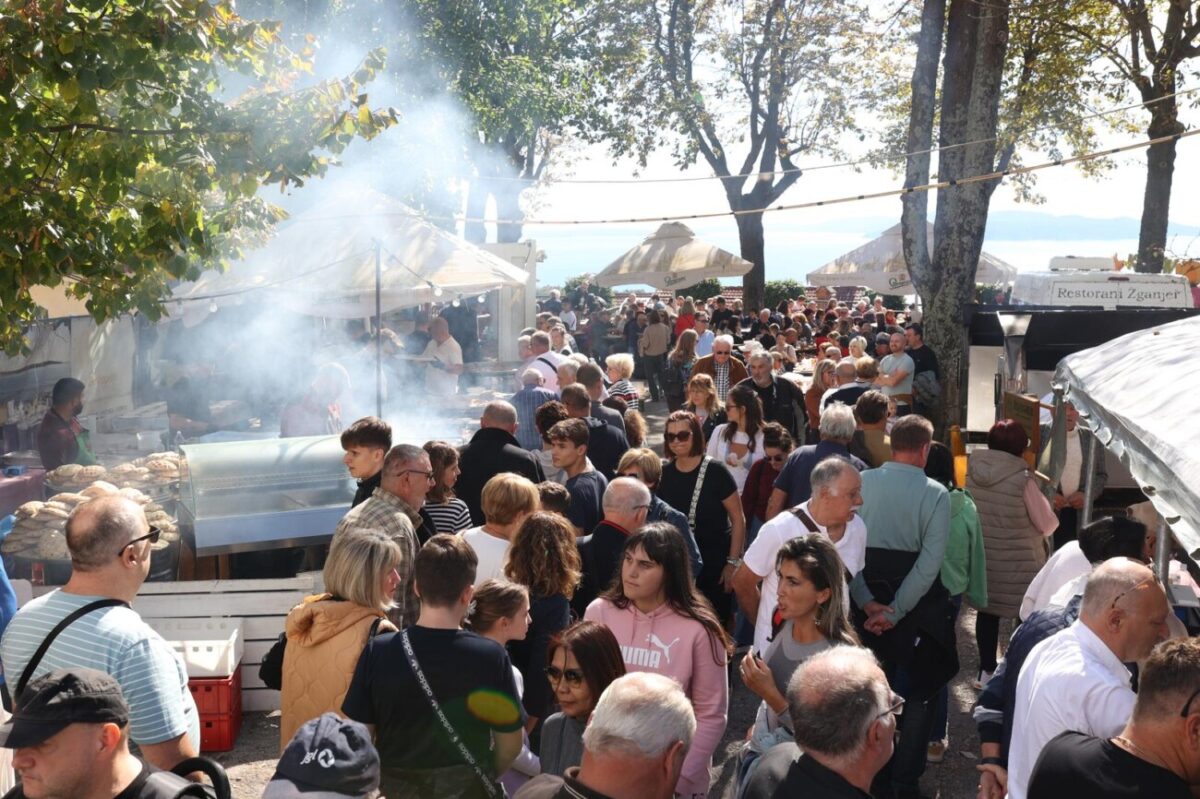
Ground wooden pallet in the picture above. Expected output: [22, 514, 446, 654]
[24, 574, 322, 713]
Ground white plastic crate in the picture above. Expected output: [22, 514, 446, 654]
[148, 618, 244, 678]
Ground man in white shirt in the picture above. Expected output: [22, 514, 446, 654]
[694, 313, 715, 357]
[1004, 558, 1170, 799]
[421, 317, 464, 396]
[733, 457, 866, 656]
[522, 331, 565, 393]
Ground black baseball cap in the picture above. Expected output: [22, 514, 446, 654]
[0, 668, 129, 749]
[875, 332, 891, 343]
[263, 713, 380, 798]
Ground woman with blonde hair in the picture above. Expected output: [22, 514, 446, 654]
[674, 298, 696, 338]
[462, 472, 541, 586]
[279, 529, 400, 747]
[804, 359, 837, 442]
[505, 511, 582, 730]
[604, 353, 640, 411]
[683, 373, 726, 445]
[662, 328, 699, 412]
[848, 335, 868, 360]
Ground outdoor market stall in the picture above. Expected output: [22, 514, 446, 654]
[594, 221, 754, 290]
[1049, 314, 1200, 601]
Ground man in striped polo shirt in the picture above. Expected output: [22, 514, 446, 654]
[0, 496, 199, 772]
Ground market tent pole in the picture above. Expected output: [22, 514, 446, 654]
[375, 240, 383, 418]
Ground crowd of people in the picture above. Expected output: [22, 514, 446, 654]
[0, 287, 1194, 799]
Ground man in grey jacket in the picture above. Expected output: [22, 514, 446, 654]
[1039, 401, 1107, 551]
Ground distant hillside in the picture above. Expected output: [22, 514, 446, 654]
[816, 211, 1200, 241]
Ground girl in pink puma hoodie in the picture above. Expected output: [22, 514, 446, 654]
[585, 523, 731, 799]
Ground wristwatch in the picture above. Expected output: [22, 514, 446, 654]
[726, 557, 743, 568]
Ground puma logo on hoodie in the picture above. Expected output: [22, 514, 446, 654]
[620, 633, 681, 668]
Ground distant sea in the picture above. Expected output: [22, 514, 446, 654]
[528, 211, 1200, 288]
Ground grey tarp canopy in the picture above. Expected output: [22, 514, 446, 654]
[594, 221, 753, 290]
[807, 222, 1017, 295]
[1053, 314, 1200, 559]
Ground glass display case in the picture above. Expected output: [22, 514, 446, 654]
[178, 435, 353, 555]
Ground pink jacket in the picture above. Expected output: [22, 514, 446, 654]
[585, 598, 728, 799]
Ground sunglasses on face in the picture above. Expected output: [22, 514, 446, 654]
[118, 526, 161, 556]
[545, 666, 585, 687]
[664, 431, 693, 443]
[766, 454, 786, 463]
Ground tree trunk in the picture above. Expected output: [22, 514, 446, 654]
[737, 210, 766, 310]
[463, 180, 488, 244]
[1135, 107, 1183, 273]
[492, 180, 526, 244]
[900, 0, 946, 296]
[923, 0, 1009, 435]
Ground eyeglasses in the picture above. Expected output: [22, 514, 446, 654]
[118, 526, 161, 556]
[633, 504, 651, 511]
[766, 454, 786, 463]
[400, 469, 436, 482]
[664, 431, 693, 443]
[545, 666, 585, 687]
[1181, 687, 1200, 718]
[877, 693, 905, 720]
[713, 350, 731, 356]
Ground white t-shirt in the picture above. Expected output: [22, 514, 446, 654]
[422, 336, 464, 396]
[705, 424, 765, 494]
[522, 351, 565, 394]
[1020, 540, 1090, 621]
[461, 526, 511, 586]
[742, 500, 867, 655]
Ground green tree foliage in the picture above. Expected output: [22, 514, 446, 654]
[616, 0, 871, 310]
[0, 0, 396, 352]
[763, 280, 806, 310]
[680, 278, 721, 301]
[563, 274, 612, 304]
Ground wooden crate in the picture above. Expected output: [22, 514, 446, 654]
[26, 573, 323, 713]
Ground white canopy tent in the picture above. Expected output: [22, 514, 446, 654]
[1053, 315, 1200, 561]
[594, 222, 753, 290]
[171, 186, 531, 325]
[806, 222, 1017, 295]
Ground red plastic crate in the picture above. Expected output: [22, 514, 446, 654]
[188, 668, 242, 715]
[188, 667, 243, 752]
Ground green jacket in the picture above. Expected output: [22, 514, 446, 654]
[939, 487, 988, 608]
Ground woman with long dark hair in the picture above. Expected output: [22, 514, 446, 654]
[422, 440, 472, 534]
[585, 524, 731, 799]
[537, 621, 626, 777]
[662, 328, 699, 412]
[657, 411, 746, 624]
[504, 512, 582, 731]
[736, 534, 858, 788]
[706, 382, 765, 494]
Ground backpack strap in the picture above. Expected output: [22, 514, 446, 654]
[142, 769, 218, 799]
[687, 457, 712, 530]
[788, 506, 821, 534]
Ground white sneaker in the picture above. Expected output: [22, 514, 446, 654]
[972, 669, 993, 690]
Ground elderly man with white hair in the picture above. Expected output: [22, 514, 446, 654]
[572, 477, 653, 616]
[766, 403, 866, 521]
[736, 350, 806, 440]
[510, 368, 558, 451]
[523, 331, 566, 393]
[733, 456, 867, 655]
[742, 647, 899, 799]
[420, 316, 464, 396]
[515, 672, 696, 799]
[691, 334, 748, 403]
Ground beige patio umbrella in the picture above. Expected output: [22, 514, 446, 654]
[807, 222, 1017, 295]
[594, 222, 754, 289]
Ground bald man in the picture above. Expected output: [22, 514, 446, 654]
[0, 495, 200, 773]
[1004, 559, 1171, 799]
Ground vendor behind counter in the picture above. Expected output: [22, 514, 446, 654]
[36, 378, 97, 471]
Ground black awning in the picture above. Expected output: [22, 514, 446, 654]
[966, 306, 1200, 371]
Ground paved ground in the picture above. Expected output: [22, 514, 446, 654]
[217, 391, 1004, 797]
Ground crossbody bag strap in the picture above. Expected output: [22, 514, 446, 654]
[789, 507, 821, 533]
[15, 598, 129, 702]
[687, 456, 712, 530]
[399, 630, 500, 799]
